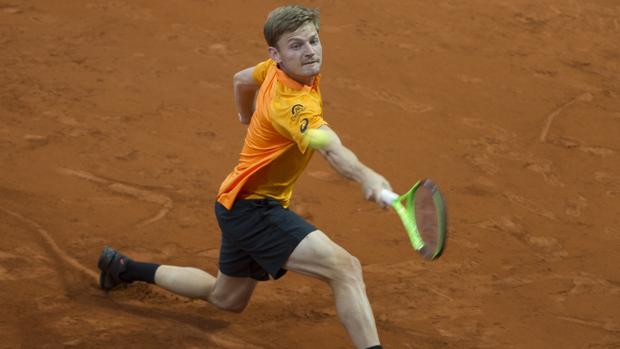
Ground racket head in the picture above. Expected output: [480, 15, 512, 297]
[397, 179, 448, 260]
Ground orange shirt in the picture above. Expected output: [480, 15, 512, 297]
[216, 59, 326, 209]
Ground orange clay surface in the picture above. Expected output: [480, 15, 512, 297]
[1, 1, 619, 348]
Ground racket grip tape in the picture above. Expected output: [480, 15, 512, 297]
[379, 189, 399, 205]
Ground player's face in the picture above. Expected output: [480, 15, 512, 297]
[269, 22, 322, 86]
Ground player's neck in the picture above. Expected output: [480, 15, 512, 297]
[278, 64, 315, 86]
[299, 76, 315, 86]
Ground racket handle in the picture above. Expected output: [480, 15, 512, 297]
[379, 189, 399, 205]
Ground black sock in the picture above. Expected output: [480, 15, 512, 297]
[367, 346, 383, 349]
[120, 260, 160, 284]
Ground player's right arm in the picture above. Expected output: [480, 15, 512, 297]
[314, 125, 392, 207]
[233, 67, 260, 124]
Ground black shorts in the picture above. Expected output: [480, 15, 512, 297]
[214, 198, 316, 281]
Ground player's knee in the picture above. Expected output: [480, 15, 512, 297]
[330, 253, 364, 285]
[347, 255, 364, 284]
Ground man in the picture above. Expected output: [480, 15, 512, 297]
[98, 5, 390, 349]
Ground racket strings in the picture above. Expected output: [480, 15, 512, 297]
[412, 181, 445, 259]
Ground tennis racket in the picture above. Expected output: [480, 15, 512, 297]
[379, 179, 447, 260]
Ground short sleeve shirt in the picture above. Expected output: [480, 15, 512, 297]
[216, 59, 326, 209]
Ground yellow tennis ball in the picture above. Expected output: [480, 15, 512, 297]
[307, 128, 332, 149]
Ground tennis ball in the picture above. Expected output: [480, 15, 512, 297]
[307, 128, 332, 149]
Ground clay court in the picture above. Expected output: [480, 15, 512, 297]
[1, 1, 619, 348]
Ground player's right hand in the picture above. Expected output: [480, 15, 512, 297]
[362, 171, 392, 208]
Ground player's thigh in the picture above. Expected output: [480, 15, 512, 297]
[210, 270, 257, 306]
[285, 230, 360, 282]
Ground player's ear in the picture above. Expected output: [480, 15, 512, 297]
[268, 46, 281, 64]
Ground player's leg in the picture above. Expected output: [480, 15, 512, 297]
[284, 230, 381, 349]
[98, 247, 257, 313]
[154, 267, 257, 313]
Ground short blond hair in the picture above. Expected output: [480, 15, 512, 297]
[263, 5, 320, 48]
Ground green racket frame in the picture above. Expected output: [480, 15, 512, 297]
[390, 180, 447, 260]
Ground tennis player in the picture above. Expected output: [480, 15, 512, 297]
[98, 5, 390, 349]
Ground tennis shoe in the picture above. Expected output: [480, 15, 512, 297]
[97, 246, 130, 291]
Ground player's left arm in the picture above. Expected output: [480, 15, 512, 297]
[233, 67, 260, 124]
[314, 125, 392, 206]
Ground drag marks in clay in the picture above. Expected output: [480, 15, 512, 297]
[539, 92, 594, 143]
[538, 92, 617, 158]
[0, 206, 99, 281]
[548, 136, 616, 158]
[0, 202, 260, 349]
[57, 168, 173, 228]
